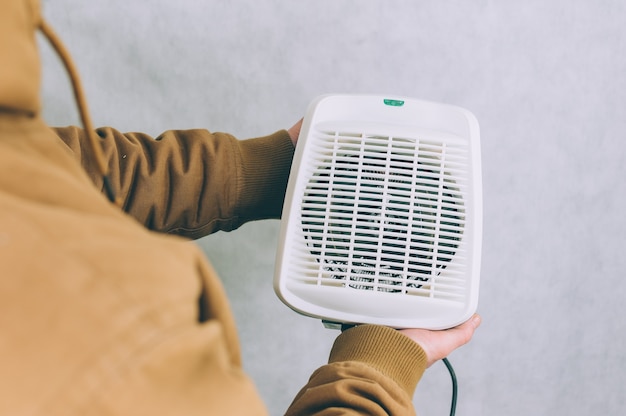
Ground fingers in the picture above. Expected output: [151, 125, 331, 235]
[440, 314, 482, 353]
[287, 118, 303, 146]
[448, 313, 482, 347]
[399, 314, 482, 367]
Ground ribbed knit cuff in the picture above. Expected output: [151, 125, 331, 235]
[328, 325, 428, 396]
[235, 130, 295, 222]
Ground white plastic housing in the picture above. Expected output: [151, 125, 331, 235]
[274, 94, 482, 329]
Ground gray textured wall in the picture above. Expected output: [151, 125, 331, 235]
[40, 1, 626, 415]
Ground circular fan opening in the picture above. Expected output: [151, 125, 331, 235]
[301, 149, 464, 293]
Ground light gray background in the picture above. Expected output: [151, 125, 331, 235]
[39, 1, 626, 415]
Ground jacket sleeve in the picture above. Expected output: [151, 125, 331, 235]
[52, 126, 295, 239]
[285, 325, 427, 416]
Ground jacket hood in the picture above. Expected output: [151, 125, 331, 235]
[0, 0, 41, 116]
[2, 0, 118, 204]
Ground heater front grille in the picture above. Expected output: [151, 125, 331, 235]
[292, 128, 470, 301]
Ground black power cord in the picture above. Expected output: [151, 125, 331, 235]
[442, 358, 458, 416]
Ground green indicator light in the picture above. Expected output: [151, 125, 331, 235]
[384, 98, 405, 107]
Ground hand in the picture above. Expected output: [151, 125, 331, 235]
[399, 314, 482, 367]
[287, 118, 303, 146]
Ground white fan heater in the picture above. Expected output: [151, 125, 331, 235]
[274, 94, 481, 330]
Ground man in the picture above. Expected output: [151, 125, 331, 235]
[0, 1, 480, 414]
